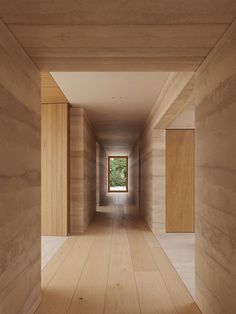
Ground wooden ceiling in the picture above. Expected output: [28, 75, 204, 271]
[1, 0, 235, 71]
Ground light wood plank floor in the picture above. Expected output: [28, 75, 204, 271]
[36, 195, 201, 314]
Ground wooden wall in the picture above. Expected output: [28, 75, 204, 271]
[139, 126, 154, 229]
[166, 129, 195, 233]
[70, 107, 96, 233]
[152, 129, 166, 234]
[129, 142, 140, 209]
[41, 103, 69, 236]
[98, 144, 107, 206]
[96, 143, 100, 206]
[194, 20, 236, 314]
[0, 19, 41, 313]
[1, 1, 234, 72]
[130, 73, 194, 236]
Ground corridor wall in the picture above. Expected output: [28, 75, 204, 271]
[0, 20, 41, 313]
[132, 73, 193, 236]
[98, 144, 107, 205]
[135, 126, 166, 234]
[129, 142, 140, 209]
[70, 107, 96, 233]
[194, 20, 236, 314]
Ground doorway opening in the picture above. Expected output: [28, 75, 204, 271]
[108, 156, 128, 192]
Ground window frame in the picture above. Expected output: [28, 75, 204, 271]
[108, 156, 128, 193]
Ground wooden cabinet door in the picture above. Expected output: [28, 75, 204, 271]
[166, 129, 195, 232]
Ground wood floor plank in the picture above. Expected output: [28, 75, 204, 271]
[67, 216, 113, 314]
[37, 194, 201, 314]
[149, 245, 201, 314]
[104, 206, 140, 314]
[39, 223, 99, 314]
[127, 225, 157, 271]
[142, 229, 161, 248]
[135, 271, 177, 314]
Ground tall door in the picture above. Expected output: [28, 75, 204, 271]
[166, 129, 195, 232]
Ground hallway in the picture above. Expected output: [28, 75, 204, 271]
[1, 3, 236, 313]
[37, 195, 200, 314]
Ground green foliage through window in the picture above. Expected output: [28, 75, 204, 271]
[109, 157, 127, 187]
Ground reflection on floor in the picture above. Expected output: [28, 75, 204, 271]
[41, 236, 67, 269]
[157, 233, 195, 297]
[109, 186, 127, 191]
[37, 194, 201, 314]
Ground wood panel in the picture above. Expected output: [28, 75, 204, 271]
[70, 107, 96, 234]
[5, 24, 228, 71]
[1, 1, 235, 71]
[0, 1, 234, 71]
[0, 18, 41, 314]
[166, 129, 195, 232]
[10, 25, 225, 48]
[41, 103, 69, 236]
[41, 72, 67, 104]
[194, 19, 236, 314]
[1, 0, 235, 25]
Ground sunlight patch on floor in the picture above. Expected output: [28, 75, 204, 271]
[41, 236, 67, 269]
[157, 233, 195, 297]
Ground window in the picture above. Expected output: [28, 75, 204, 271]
[108, 156, 128, 192]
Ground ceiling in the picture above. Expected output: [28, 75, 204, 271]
[1, 1, 235, 71]
[51, 72, 169, 152]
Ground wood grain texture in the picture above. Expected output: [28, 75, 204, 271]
[41, 72, 67, 104]
[41, 103, 69, 236]
[5, 24, 227, 72]
[135, 271, 177, 314]
[0, 0, 234, 72]
[70, 107, 96, 234]
[166, 129, 195, 233]
[129, 142, 140, 209]
[194, 19, 236, 314]
[0, 18, 41, 314]
[1, 0, 235, 25]
[38, 195, 200, 314]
